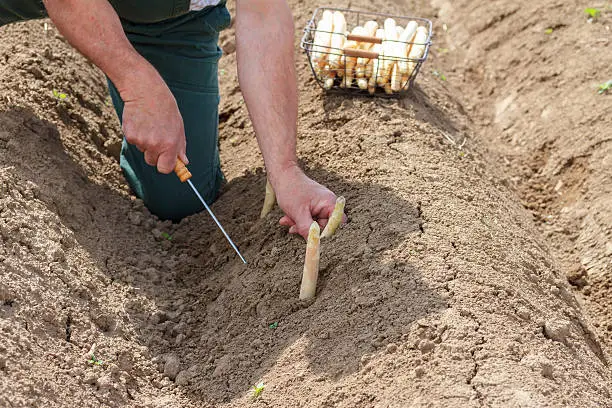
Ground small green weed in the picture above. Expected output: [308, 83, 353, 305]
[584, 7, 601, 20]
[268, 322, 278, 329]
[544, 28, 554, 34]
[88, 354, 103, 366]
[432, 70, 447, 81]
[597, 80, 612, 94]
[52, 89, 67, 100]
[160, 232, 173, 241]
[252, 382, 265, 400]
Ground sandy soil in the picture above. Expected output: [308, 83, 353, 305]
[1, 0, 611, 407]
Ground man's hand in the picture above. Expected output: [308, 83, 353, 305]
[120, 67, 188, 173]
[272, 166, 340, 239]
[43, 0, 187, 174]
[235, 0, 346, 238]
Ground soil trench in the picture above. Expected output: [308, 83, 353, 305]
[1, 0, 611, 407]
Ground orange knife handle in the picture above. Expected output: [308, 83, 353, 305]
[174, 158, 192, 183]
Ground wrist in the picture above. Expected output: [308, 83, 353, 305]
[267, 160, 302, 189]
[110, 54, 161, 99]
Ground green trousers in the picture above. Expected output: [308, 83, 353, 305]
[0, 1, 230, 221]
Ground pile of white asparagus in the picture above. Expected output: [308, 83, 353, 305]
[310, 10, 429, 94]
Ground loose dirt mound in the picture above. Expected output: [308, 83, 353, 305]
[1, 1, 611, 407]
[430, 0, 612, 352]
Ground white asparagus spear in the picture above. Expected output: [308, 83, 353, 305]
[406, 26, 429, 78]
[398, 21, 418, 75]
[390, 62, 401, 92]
[340, 26, 364, 88]
[363, 20, 378, 37]
[396, 25, 404, 38]
[369, 29, 386, 90]
[379, 18, 397, 86]
[311, 11, 333, 69]
[259, 178, 276, 218]
[366, 28, 384, 77]
[321, 196, 346, 238]
[329, 11, 347, 69]
[322, 63, 335, 89]
[299, 222, 320, 300]
[356, 24, 382, 78]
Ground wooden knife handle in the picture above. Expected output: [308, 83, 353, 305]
[174, 158, 192, 183]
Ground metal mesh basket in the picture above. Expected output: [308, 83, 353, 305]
[300, 7, 433, 97]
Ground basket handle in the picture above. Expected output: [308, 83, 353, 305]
[346, 34, 383, 44]
[343, 48, 379, 59]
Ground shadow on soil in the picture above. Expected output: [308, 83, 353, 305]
[1, 106, 445, 404]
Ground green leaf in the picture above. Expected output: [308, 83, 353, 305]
[584, 7, 601, 19]
[597, 80, 612, 94]
[160, 232, 172, 241]
[432, 70, 447, 81]
[52, 89, 67, 100]
[269, 322, 278, 329]
[252, 382, 265, 399]
[544, 28, 553, 34]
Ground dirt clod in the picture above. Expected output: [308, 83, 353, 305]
[163, 355, 181, 381]
[544, 319, 572, 345]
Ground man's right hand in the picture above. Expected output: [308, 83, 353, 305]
[119, 67, 188, 174]
[42, 0, 188, 174]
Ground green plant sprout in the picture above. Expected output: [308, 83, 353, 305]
[584, 7, 601, 20]
[88, 354, 103, 366]
[544, 28, 554, 34]
[432, 70, 447, 81]
[52, 89, 67, 100]
[252, 382, 265, 400]
[160, 232, 173, 241]
[597, 80, 612, 94]
[268, 322, 278, 329]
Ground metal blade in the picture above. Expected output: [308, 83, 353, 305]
[186, 179, 247, 264]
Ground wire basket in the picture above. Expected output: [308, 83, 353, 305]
[300, 7, 433, 97]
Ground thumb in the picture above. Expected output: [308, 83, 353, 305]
[293, 208, 314, 240]
[157, 151, 176, 174]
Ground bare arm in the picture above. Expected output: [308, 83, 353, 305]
[236, 0, 340, 238]
[43, 0, 187, 173]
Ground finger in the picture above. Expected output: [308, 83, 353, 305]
[144, 150, 159, 167]
[317, 218, 328, 229]
[288, 225, 298, 234]
[178, 150, 189, 166]
[157, 151, 176, 174]
[279, 216, 295, 227]
[294, 212, 315, 240]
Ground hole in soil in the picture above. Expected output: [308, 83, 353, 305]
[65, 315, 72, 343]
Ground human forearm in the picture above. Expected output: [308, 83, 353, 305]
[235, 0, 298, 187]
[43, 0, 156, 95]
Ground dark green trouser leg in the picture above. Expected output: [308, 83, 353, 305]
[0, 0, 45, 25]
[109, 6, 231, 221]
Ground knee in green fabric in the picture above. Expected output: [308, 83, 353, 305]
[0, 0, 46, 26]
[120, 138, 223, 221]
[109, 79, 224, 222]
